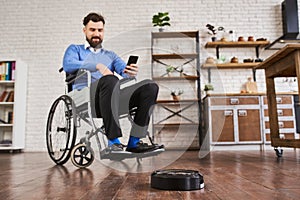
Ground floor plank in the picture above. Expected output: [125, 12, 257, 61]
[0, 149, 300, 200]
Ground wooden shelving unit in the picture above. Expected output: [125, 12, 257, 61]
[151, 31, 201, 149]
[204, 40, 270, 82]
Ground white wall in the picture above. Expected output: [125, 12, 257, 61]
[0, 0, 296, 151]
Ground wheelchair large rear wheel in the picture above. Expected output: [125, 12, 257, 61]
[46, 95, 77, 165]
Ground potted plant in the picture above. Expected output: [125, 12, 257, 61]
[206, 24, 224, 41]
[152, 12, 171, 32]
[204, 83, 214, 94]
[166, 65, 175, 76]
[171, 88, 184, 101]
[165, 65, 184, 77]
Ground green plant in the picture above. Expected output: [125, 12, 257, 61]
[166, 65, 175, 73]
[152, 12, 171, 27]
[204, 84, 214, 91]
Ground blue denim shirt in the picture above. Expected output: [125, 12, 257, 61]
[63, 44, 128, 90]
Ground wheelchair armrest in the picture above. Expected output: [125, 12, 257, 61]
[65, 69, 90, 84]
[119, 77, 136, 85]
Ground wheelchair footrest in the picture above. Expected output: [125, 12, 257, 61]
[100, 148, 165, 161]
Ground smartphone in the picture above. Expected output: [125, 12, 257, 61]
[127, 55, 139, 66]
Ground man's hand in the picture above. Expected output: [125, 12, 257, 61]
[124, 64, 138, 77]
[96, 63, 113, 75]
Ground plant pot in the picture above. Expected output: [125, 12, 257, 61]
[172, 95, 181, 101]
[159, 27, 164, 32]
[205, 90, 213, 95]
[211, 36, 217, 42]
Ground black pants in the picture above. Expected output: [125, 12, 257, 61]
[91, 75, 159, 140]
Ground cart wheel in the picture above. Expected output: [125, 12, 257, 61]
[46, 95, 77, 165]
[274, 148, 283, 157]
[71, 143, 94, 168]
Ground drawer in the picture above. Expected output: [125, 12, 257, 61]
[264, 108, 294, 117]
[263, 96, 292, 105]
[210, 97, 259, 106]
[265, 133, 296, 141]
[265, 120, 294, 129]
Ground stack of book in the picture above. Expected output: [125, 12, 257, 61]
[0, 90, 14, 102]
[0, 111, 13, 124]
[0, 61, 15, 81]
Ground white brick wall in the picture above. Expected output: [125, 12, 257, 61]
[0, 0, 297, 151]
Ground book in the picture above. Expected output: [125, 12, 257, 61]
[0, 91, 8, 102]
[7, 111, 13, 124]
[0, 62, 4, 80]
[0, 118, 8, 124]
[11, 61, 15, 81]
[2, 91, 11, 102]
[6, 91, 14, 102]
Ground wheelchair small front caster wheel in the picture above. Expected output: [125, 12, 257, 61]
[274, 148, 283, 158]
[71, 143, 94, 168]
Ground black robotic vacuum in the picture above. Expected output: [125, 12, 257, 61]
[151, 169, 204, 191]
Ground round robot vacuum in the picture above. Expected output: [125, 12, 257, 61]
[151, 169, 204, 191]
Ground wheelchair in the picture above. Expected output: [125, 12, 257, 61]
[46, 68, 164, 168]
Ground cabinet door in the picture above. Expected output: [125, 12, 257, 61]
[211, 110, 234, 142]
[238, 109, 261, 141]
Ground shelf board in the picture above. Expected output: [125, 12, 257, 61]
[152, 53, 198, 59]
[157, 99, 199, 103]
[152, 31, 199, 38]
[202, 62, 260, 69]
[153, 75, 199, 81]
[0, 102, 14, 105]
[205, 41, 270, 48]
[0, 145, 13, 149]
[0, 124, 13, 127]
[0, 80, 15, 84]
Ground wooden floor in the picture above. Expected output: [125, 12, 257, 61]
[0, 149, 300, 200]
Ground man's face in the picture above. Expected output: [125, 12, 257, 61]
[83, 20, 104, 48]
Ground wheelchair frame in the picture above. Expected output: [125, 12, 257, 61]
[46, 68, 164, 168]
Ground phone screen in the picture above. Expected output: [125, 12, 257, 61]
[127, 55, 139, 65]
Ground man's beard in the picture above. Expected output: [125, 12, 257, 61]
[87, 36, 102, 48]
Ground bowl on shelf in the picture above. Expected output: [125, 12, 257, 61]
[248, 36, 254, 41]
[238, 36, 245, 42]
[231, 57, 239, 63]
[243, 58, 254, 63]
[255, 58, 263, 62]
[256, 38, 267, 41]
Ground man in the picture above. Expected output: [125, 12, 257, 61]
[63, 12, 160, 153]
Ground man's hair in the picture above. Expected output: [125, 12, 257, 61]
[83, 12, 105, 26]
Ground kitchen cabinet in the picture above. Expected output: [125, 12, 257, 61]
[204, 94, 297, 150]
[261, 95, 298, 143]
[204, 95, 262, 146]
